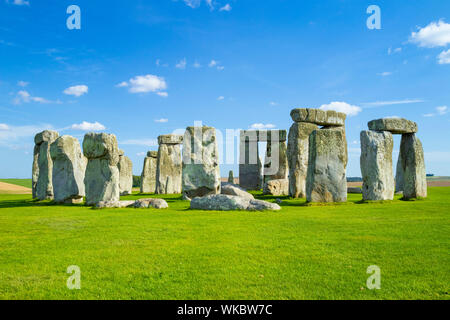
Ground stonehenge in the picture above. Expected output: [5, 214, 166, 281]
[239, 130, 262, 190]
[118, 149, 133, 196]
[33, 130, 59, 200]
[155, 134, 183, 194]
[140, 151, 158, 193]
[262, 130, 288, 186]
[83, 133, 120, 206]
[182, 126, 221, 200]
[360, 118, 427, 200]
[50, 135, 86, 204]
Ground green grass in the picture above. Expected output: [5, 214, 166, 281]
[0, 179, 32, 188]
[0, 188, 449, 300]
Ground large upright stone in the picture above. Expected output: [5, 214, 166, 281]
[83, 133, 120, 206]
[118, 150, 133, 196]
[287, 122, 318, 198]
[33, 130, 59, 200]
[290, 108, 346, 126]
[182, 126, 221, 200]
[368, 118, 418, 134]
[239, 131, 261, 190]
[306, 128, 347, 203]
[32, 144, 40, 199]
[399, 134, 427, 199]
[360, 131, 394, 201]
[50, 135, 86, 203]
[140, 151, 157, 193]
[263, 130, 288, 185]
[395, 153, 404, 193]
[156, 135, 183, 194]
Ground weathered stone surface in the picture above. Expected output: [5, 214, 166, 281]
[239, 139, 262, 190]
[96, 200, 136, 208]
[32, 144, 39, 199]
[182, 126, 221, 199]
[83, 133, 120, 206]
[263, 140, 288, 184]
[287, 122, 318, 198]
[50, 135, 86, 203]
[221, 182, 254, 199]
[368, 118, 418, 134]
[134, 198, 169, 209]
[263, 179, 289, 196]
[347, 187, 363, 194]
[157, 134, 183, 145]
[290, 108, 346, 126]
[228, 170, 234, 183]
[240, 130, 287, 142]
[118, 152, 133, 196]
[360, 131, 395, 201]
[306, 128, 347, 202]
[395, 153, 404, 193]
[399, 133, 427, 199]
[156, 142, 182, 194]
[34, 130, 59, 200]
[190, 194, 281, 211]
[141, 151, 157, 193]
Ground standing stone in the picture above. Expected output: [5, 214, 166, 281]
[306, 128, 347, 203]
[287, 122, 318, 198]
[83, 133, 120, 206]
[263, 179, 289, 196]
[263, 132, 288, 185]
[182, 126, 221, 200]
[140, 151, 157, 193]
[50, 135, 86, 204]
[399, 133, 427, 199]
[34, 130, 59, 200]
[360, 131, 394, 201]
[228, 170, 234, 184]
[239, 131, 262, 190]
[155, 135, 183, 194]
[32, 144, 40, 199]
[395, 153, 404, 193]
[118, 149, 133, 196]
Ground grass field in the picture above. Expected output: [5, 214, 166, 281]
[0, 188, 449, 300]
[0, 179, 32, 189]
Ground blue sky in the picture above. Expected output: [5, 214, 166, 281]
[1, 0, 449, 178]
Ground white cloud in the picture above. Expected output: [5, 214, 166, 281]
[155, 118, 168, 123]
[0, 123, 54, 148]
[183, 0, 214, 9]
[119, 74, 168, 95]
[388, 47, 402, 55]
[8, 0, 30, 6]
[137, 152, 146, 157]
[270, 102, 278, 106]
[208, 60, 218, 67]
[423, 106, 448, 117]
[63, 85, 88, 97]
[220, 4, 232, 11]
[193, 61, 201, 68]
[176, 58, 187, 69]
[13, 90, 55, 104]
[17, 80, 28, 87]
[319, 101, 362, 117]
[250, 123, 276, 129]
[361, 99, 424, 107]
[217, 96, 225, 101]
[377, 71, 392, 76]
[217, 66, 225, 71]
[157, 92, 168, 97]
[0, 123, 9, 130]
[116, 81, 128, 88]
[438, 49, 450, 64]
[410, 20, 450, 48]
[71, 121, 105, 131]
[121, 139, 158, 147]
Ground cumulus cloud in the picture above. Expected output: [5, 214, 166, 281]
[119, 74, 168, 95]
[388, 47, 402, 55]
[438, 49, 450, 64]
[0, 123, 9, 130]
[410, 20, 450, 48]
[176, 58, 187, 69]
[217, 96, 225, 101]
[71, 121, 105, 131]
[208, 60, 218, 67]
[220, 4, 232, 11]
[63, 85, 88, 97]
[155, 118, 168, 123]
[13, 90, 55, 104]
[250, 123, 276, 129]
[17, 80, 28, 87]
[116, 81, 128, 88]
[423, 106, 448, 117]
[319, 101, 362, 116]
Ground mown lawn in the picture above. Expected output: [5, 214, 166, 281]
[0, 179, 32, 189]
[0, 188, 449, 300]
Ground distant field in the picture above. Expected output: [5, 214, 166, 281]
[0, 188, 449, 300]
[0, 179, 32, 189]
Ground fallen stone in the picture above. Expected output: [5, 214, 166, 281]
[360, 130, 395, 201]
[221, 182, 254, 199]
[399, 133, 427, 199]
[182, 126, 221, 199]
[134, 198, 169, 209]
[50, 135, 86, 204]
[368, 118, 418, 134]
[290, 108, 346, 126]
[34, 130, 59, 200]
[190, 194, 281, 211]
[140, 151, 158, 193]
[287, 122, 318, 198]
[306, 128, 347, 203]
[96, 200, 136, 208]
[263, 179, 289, 196]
